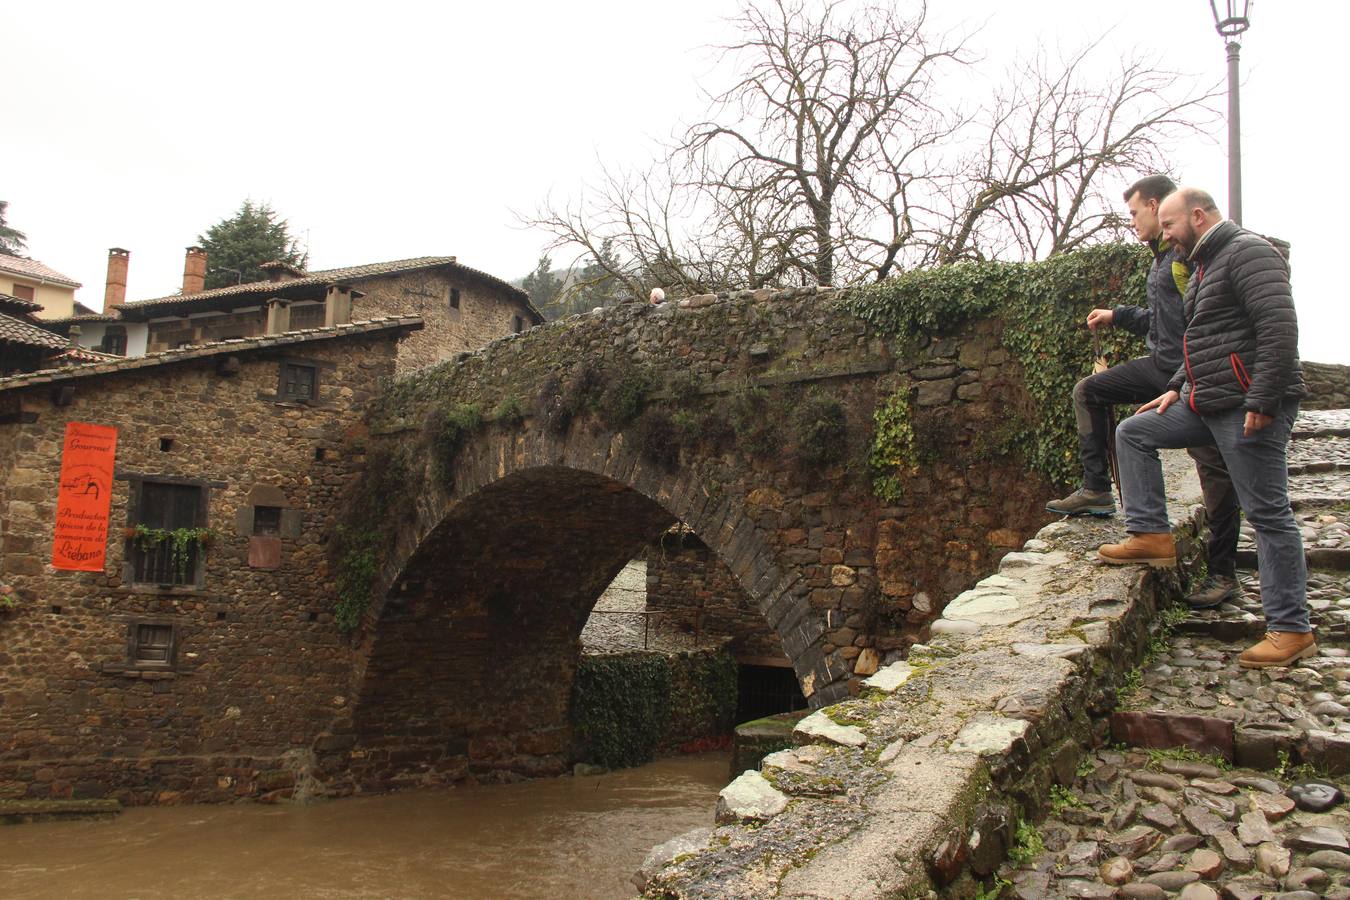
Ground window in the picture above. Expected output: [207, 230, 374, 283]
[100, 327, 127, 356]
[281, 363, 317, 402]
[253, 505, 282, 535]
[11, 284, 35, 301]
[512, 315, 524, 334]
[130, 481, 204, 586]
[131, 622, 175, 666]
[449, 288, 461, 310]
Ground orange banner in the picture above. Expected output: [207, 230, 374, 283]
[51, 422, 118, 572]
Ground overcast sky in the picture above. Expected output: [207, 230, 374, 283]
[6, 0, 1345, 362]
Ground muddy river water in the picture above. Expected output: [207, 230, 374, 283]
[0, 752, 731, 899]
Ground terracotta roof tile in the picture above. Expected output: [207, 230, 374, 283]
[0, 256, 81, 289]
[51, 346, 123, 364]
[0, 316, 424, 392]
[0, 311, 68, 350]
[0, 292, 45, 314]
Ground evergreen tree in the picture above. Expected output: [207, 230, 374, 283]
[196, 200, 308, 289]
[0, 201, 28, 257]
[520, 254, 563, 312]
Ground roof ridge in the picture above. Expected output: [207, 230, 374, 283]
[0, 316, 424, 391]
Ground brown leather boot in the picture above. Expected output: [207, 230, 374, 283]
[1238, 631, 1318, 669]
[1096, 533, 1176, 567]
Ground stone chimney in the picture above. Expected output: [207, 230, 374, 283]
[323, 285, 354, 327]
[182, 246, 208, 294]
[265, 298, 291, 335]
[104, 248, 129, 311]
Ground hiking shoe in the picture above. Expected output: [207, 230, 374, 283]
[1097, 532, 1176, 567]
[1046, 488, 1116, 517]
[1239, 631, 1318, 668]
[1185, 574, 1240, 610]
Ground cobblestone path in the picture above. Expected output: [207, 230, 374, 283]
[1004, 410, 1350, 899]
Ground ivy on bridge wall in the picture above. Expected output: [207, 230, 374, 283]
[848, 242, 1150, 489]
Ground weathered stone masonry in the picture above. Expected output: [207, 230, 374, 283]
[2, 283, 1066, 804]
[325, 287, 1058, 793]
[0, 320, 418, 804]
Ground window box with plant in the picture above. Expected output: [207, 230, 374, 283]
[126, 480, 210, 587]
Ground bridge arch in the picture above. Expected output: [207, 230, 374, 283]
[315, 288, 1059, 792]
[331, 423, 840, 790]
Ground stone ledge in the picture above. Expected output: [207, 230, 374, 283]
[0, 798, 121, 825]
[637, 451, 1205, 898]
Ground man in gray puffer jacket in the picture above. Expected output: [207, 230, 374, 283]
[1099, 187, 1311, 667]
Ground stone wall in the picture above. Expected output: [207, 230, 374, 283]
[646, 533, 785, 664]
[1303, 361, 1350, 411]
[351, 271, 533, 375]
[330, 287, 1059, 791]
[0, 328, 408, 805]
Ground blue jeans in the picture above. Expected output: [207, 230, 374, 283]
[1114, 398, 1308, 633]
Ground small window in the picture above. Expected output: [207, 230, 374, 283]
[281, 363, 317, 402]
[129, 481, 204, 586]
[100, 327, 128, 356]
[512, 315, 524, 334]
[449, 288, 461, 310]
[11, 284, 35, 301]
[253, 505, 282, 535]
[129, 621, 176, 668]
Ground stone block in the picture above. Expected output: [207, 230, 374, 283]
[915, 378, 956, 407]
[1110, 711, 1234, 761]
[715, 771, 789, 824]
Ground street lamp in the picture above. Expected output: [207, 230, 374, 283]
[1210, 0, 1252, 225]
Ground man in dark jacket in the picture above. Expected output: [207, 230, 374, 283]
[1047, 176, 1241, 608]
[1099, 187, 1311, 667]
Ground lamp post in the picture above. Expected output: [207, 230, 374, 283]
[1211, 0, 1252, 225]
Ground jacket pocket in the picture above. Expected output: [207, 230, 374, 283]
[1230, 352, 1252, 392]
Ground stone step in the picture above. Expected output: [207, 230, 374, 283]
[1292, 425, 1350, 440]
[1111, 708, 1350, 775]
[1288, 460, 1350, 476]
[0, 798, 122, 825]
[1235, 548, 1350, 571]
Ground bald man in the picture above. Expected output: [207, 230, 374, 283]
[1098, 188, 1311, 667]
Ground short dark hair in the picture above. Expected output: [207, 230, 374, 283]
[1123, 175, 1177, 204]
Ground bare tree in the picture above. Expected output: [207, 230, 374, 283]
[934, 43, 1221, 263]
[685, 0, 966, 285]
[523, 1, 1218, 298]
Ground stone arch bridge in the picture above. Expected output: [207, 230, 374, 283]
[319, 286, 1056, 791]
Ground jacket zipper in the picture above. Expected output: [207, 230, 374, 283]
[1231, 353, 1251, 391]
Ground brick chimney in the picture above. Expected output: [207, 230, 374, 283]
[104, 248, 129, 311]
[182, 246, 208, 294]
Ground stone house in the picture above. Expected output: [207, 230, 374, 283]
[51, 249, 543, 374]
[0, 316, 421, 803]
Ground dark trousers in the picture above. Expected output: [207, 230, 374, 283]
[1072, 356, 1238, 577]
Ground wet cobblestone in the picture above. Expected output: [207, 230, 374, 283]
[1009, 410, 1350, 898]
